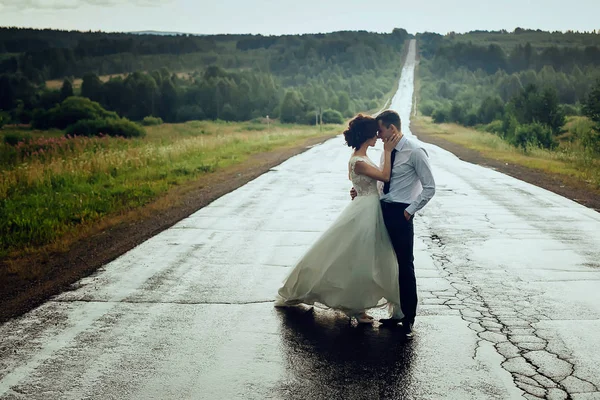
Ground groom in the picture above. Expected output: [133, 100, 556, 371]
[351, 110, 436, 338]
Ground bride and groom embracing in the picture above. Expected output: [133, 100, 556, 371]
[275, 110, 436, 339]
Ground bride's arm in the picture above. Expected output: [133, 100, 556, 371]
[353, 152, 393, 183]
[354, 134, 400, 182]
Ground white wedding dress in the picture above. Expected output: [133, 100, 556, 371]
[275, 155, 402, 318]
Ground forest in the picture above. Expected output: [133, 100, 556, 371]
[416, 29, 600, 154]
[0, 27, 409, 132]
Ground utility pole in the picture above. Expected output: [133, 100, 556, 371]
[319, 106, 322, 132]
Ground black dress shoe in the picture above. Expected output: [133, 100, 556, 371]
[402, 323, 414, 339]
[379, 318, 403, 327]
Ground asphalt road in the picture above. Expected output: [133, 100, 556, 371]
[1, 40, 600, 400]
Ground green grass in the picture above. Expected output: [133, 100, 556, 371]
[0, 120, 341, 258]
[413, 116, 600, 191]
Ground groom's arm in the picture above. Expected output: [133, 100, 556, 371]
[377, 151, 385, 195]
[405, 148, 436, 216]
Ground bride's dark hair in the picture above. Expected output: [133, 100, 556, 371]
[343, 114, 378, 150]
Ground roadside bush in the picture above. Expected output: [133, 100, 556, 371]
[3, 132, 32, 146]
[142, 116, 163, 126]
[483, 119, 504, 135]
[65, 118, 146, 138]
[32, 96, 118, 130]
[580, 128, 600, 154]
[501, 113, 519, 140]
[279, 90, 307, 124]
[14, 108, 33, 124]
[512, 122, 555, 151]
[321, 109, 344, 124]
[175, 105, 205, 122]
[368, 100, 380, 111]
[242, 124, 266, 131]
[0, 111, 9, 129]
[449, 103, 466, 124]
[432, 108, 450, 123]
[566, 116, 594, 141]
[304, 110, 319, 125]
[477, 96, 505, 124]
[419, 101, 437, 116]
[31, 108, 52, 130]
[464, 112, 478, 127]
[221, 103, 237, 121]
[561, 104, 580, 117]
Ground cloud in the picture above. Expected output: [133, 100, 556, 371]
[0, 0, 166, 10]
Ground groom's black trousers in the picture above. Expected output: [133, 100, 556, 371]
[380, 201, 417, 325]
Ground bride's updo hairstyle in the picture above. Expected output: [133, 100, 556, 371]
[343, 114, 378, 150]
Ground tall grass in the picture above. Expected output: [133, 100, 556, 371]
[0, 121, 340, 257]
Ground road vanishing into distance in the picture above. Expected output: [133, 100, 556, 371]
[1, 40, 600, 400]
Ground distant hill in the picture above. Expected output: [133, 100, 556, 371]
[129, 30, 205, 36]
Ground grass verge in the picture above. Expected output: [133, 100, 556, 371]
[412, 116, 600, 193]
[0, 120, 341, 263]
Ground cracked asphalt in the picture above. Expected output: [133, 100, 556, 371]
[1, 40, 600, 400]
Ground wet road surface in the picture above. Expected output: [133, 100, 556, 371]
[1, 40, 600, 399]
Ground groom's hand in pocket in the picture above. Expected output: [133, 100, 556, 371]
[350, 187, 357, 200]
[404, 210, 413, 221]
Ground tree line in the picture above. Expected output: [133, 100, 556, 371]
[0, 28, 410, 131]
[417, 30, 600, 153]
[430, 42, 600, 75]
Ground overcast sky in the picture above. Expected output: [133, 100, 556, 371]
[0, 0, 599, 35]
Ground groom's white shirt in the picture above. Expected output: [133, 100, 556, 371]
[378, 135, 436, 215]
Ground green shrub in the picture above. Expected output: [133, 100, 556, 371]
[65, 118, 146, 138]
[304, 110, 319, 125]
[242, 124, 266, 131]
[512, 122, 555, 150]
[561, 104, 580, 117]
[477, 96, 505, 124]
[15, 108, 33, 124]
[501, 113, 519, 139]
[279, 90, 306, 124]
[31, 108, 51, 129]
[578, 124, 600, 154]
[449, 103, 466, 124]
[3, 132, 32, 146]
[220, 103, 238, 121]
[568, 116, 595, 140]
[175, 105, 205, 122]
[321, 109, 344, 124]
[432, 108, 449, 123]
[420, 101, 436, 116]
[32, 97, 118, 130]
[142, 116, 164, 126]
[464, 112, 479, 127]
[484, 120, 504, 135]
[0, 111, 10, 129]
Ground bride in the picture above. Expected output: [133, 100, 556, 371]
[275, 114, 402, 324]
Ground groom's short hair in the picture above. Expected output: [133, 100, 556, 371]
[376, 110, 401, 131]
